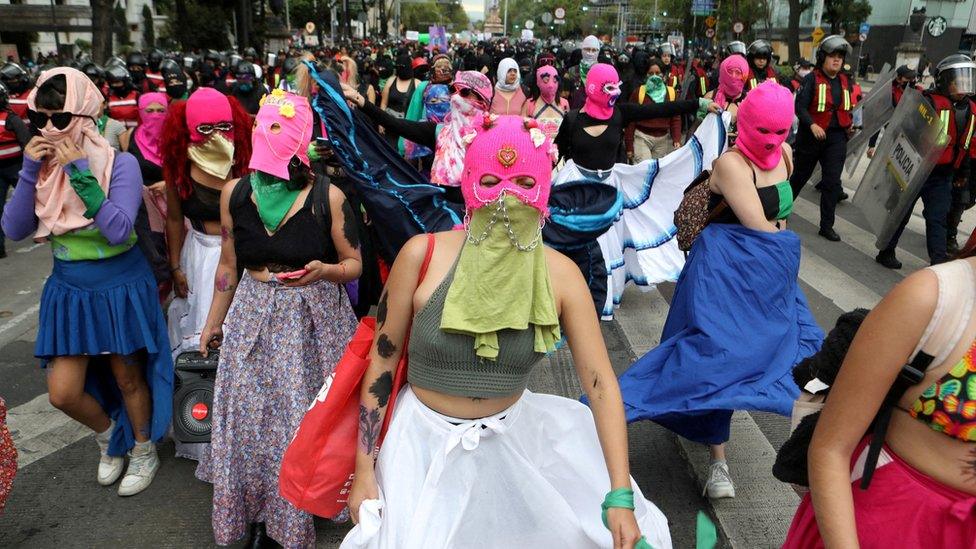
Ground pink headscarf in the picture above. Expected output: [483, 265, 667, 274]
[716, 55, 749, 108]
[248, 90, 312, 179]
[134, 92, 168, 166]
[583, 63, 622, 121]
[27, 67, 115, 239]
[431, 71, 491, 187]
[460, 115, 555, 216]
[736, 80, 794, 170]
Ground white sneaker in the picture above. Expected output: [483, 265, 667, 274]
[95, 423, 124, 486]
[117, 442, 159, 496]
[704, 461, 736, 499]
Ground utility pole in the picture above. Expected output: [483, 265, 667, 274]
[503, 0, 508, 37]
[285, 0, 292, 30]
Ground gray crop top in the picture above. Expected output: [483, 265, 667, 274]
[407, 260, 546, 398]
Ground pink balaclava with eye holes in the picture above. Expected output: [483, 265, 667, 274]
[460, 115, 555, 216]
[248, 90, 312, 180]
[583, 63, 622, 120]
[735, 80, 794, 170]
[186, 87, 232, 143]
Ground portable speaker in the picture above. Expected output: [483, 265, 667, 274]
[172, 350, 219, 443]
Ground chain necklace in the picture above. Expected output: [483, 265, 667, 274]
[464, 198, 543, 252]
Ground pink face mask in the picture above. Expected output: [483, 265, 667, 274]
[717, 55, 748, 107]
[185, 88, 233, 143]
[583, 63, 622, 121]
[536, 65, 559, 104]
[135, 92, 168, 166]
[735, 80, 794, 170]
[248, 90, 312, 180]
[460, 115, 556, 215]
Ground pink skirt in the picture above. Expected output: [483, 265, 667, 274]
[782, 438, 976, 548]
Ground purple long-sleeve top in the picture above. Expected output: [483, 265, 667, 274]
[1, 153, 143, 246]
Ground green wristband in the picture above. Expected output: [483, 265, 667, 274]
[68, 167, 106, 218]
[307, 141, 321, 162]
[601, 488, 654, 549]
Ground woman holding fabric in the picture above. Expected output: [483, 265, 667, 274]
[489, 58, 527, 115]
[160, 88, 251, 460]
[340, 115, 672, 549]
[196, 90, 360, 548]
[1, 67, 173, 496]
[612, 81, 823, 499]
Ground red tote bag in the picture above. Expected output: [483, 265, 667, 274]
[279, 234, 434, 518]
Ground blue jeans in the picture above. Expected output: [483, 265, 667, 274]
[882, 169, 953, 264]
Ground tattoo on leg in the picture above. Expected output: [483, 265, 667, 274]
[221, 226, 233, 242]
[376, 334, 396, 359]
[368, 371, 393, 407]
[964, 448, 976, 483]
[359, 404, 382, 456]
[376, 291, 388, 326]
[138, 423, 150, 440]
[122, 353, 142, 368]
[340, 199, 361, 249]
[216, 272, 235, 292]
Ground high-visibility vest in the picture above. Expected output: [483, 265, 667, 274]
[0, 111, 22, 160]
[808, 69, 852, 129]
[7, 89, 30, 121]
[929, 92, 976, 168]
[108, 90, 140, 128]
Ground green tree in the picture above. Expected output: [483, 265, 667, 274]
[90, 0, 114, 63]
[114, 5, 132, 46]
[162, 0, 232, 50]
[142, 4, 156, 49]
[823, 0, 871, 35]
[787, 0, 812, 63]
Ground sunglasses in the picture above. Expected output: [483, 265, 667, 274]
[196, 122, 233, 135]
[27, 110, 94, 131]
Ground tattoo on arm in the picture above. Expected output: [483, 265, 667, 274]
[221, 226, 233, 242]
[376, 334, 396, 359]
[358, 404, 382, 456]
[964, 448, 976, 483]
[216, 272, 235, 292]
[340, 199, 361, 249]
[368, 371, 393, 407]
[376, 291, 388, 326]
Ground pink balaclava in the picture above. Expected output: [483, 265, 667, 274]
[583, 63, 622, 120]
[716, 55, 749, 108]
[736, 80, 794, 170]
[185, 87, 232, 143]
[248, 90, 312, 180]
[134, 92, 168, 166]
[536, 65, 559, 104]
[460, 115, 556, 215]
[431, 71, 493, 187]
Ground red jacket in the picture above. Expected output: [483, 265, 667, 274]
[806, 69, 853, 130]
[7, 89, 30, 121]
[624, 85, 681, 154]
[928, 92, 976, 168]
[0, 111, 22, 161]
[746, 66, 778, 91]
[108, 89, 140, 128]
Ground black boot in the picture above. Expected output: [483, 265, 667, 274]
[249, 523, 282, 549]
[818, 227, 841, 242]
[875, 250, 902, 270]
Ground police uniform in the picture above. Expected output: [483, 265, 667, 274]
[790, 67, 855, 239]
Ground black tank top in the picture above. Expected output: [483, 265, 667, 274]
[568, 110, 626, 170]
[387, 79, 415, 114]
[230, 175, 338, 272]
[180, 180, 222, 231]
[128, 136, 163, 184]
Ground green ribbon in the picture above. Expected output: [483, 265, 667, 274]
[601, 488, 654, 549]
[67, 165, 106, 218]
[250, 171, 302, 232]
[96, 114, 108, 135]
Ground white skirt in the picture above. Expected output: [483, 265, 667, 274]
[167, 228, 222, 356]
[553, 113, 729, 319]
[341, 387, 673, 549]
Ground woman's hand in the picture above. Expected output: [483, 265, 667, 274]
[706, 101, 721, 114]
[341, 82, 366, 108]
[148, 180, 167, 197]
[282, 260, 344, 287]
[198, 324, 223, 357]
[172, 267, 189, 298]
[24, 137, 54, 162]
[54, 141, 86, 167]
[606, 507, 643, 549]
[348, 471, 379, 524]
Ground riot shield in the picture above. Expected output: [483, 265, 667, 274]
[851, 88, 948, 248]
[843, 66, 897, 178]
[679, 64, 695, 100]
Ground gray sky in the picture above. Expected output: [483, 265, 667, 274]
[462, 0, 484, 21]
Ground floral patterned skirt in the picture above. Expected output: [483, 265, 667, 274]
[0, 397, 16, 514]
[196, 274, 357, 548]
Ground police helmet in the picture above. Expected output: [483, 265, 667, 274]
[816, 35, 852, 66]
[747, 40, 772, 59]
[726, 41, 747, 57]
[936, 54, 976, 96]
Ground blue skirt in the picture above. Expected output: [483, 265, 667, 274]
[35, 246, 174, 456]
[608, 224, 824, 445]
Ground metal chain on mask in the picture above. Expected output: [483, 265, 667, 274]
[464, 195, 543, 252]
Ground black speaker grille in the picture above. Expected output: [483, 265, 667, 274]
[176, 387, 214, 438]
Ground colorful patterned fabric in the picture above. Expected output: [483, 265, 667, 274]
[196, 274, 357, 547]
[910, 340, 976, 442]
[0, 397, 16, 514]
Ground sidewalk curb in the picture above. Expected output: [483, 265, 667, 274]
[612, 286, 800, 548]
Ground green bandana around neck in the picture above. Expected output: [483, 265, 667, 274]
[645, 75, 666, 103]
[250, 171, 303, 232]
[97, 114, 108, 135]
[440, 194, 561, 360]
[580, 61, 593, 85]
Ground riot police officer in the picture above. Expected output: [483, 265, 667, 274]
[877, 54, 976, 268]
[745, 39, 781, 92]
[105, 65, 140, 129]
[790, 35, 855, 242]
[0, 62, 32, 122]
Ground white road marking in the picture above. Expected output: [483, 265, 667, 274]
[7, 394, 91, 469]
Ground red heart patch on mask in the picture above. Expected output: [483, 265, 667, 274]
[497, 145, 517, 167]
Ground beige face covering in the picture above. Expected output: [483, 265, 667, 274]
[187, 132, 235, 179]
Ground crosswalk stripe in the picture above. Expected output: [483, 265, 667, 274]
[7, 394, 90, 469]
[798, 245, 883, 311]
